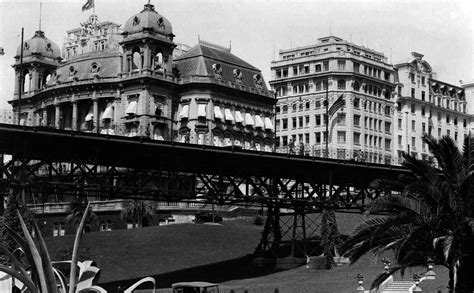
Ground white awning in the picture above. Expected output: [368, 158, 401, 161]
[214, 106, 224, 120]
[245, 113, 254, 126]
[235, 111, 244, 123]
[197, 104, 207, 118]
[125, 101, 137, 115]
[255, 115, 264, 128]
[264, 117, 273, 130]
[224, 108, 234, 122]
[178, 104, 189, 119]
[102, 105, 113, 120]
[85, 112, 94, 122]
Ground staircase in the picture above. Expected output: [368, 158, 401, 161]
[380, 280, 415, 293]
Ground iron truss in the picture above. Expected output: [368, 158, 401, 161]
[0, 124, 409, 257]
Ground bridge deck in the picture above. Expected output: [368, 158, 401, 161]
[0, 123, 408, 186]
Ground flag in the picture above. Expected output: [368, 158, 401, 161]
[328, 94, 345, 118]
[82, 0, 94, 11]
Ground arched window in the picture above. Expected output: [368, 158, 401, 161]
[337, 79, 346, 90]
[131, 47, 142, 70]
[293, 85, 298, 94]
[353, 81, 360, 91]
[153, 52, 164, 71]
[23, 72, 30, 93]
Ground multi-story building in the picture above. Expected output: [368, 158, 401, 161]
[270, 36, 397, 164]
[6, 2, 274, 236]
[394, 52, 471, 164]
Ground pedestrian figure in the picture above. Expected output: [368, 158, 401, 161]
[288, 139, 295, 154]
[250, 141, 256, 150]
[185, 133, 190, 143]
[299, 141, 305, 156]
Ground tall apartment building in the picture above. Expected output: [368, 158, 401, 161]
[394, 52, 471, 164]
[270, 36, 397, 164]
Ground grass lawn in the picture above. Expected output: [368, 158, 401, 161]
[44, 213, 452, 292]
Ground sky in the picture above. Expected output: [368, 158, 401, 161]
[0, 0, 473, 110]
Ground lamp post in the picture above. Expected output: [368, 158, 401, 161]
[356, 274, 365, 292]
[273, 90, 278, 152]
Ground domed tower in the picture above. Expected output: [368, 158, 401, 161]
[12, 30, 61, 98]
[120, 2, 176, 75]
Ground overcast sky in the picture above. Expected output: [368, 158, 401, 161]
[0, 0, 473, 109]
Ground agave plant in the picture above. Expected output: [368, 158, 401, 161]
[0, 202, 156, 292]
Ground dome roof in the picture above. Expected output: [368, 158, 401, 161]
[16, 31, 61, 60]
[123, 3, 173, 37]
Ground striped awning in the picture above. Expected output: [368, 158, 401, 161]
[214, 106, 223, 120]
[125, 101, 137, 115]
[224, 108, 234, 122]
[235, 111, 244, 123]
[178, 104, 189, 119]
[85, 112, 94, 122]
[255, 115, 264, 128]
[264, 117, 273, 130]
[245, 113, 254, 126]
[197, 104, 207, 118]
[102, 105, 113, 120]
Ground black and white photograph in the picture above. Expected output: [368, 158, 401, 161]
[0, 0, 473, 292]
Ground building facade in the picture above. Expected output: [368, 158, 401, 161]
[7, 2, 274, 236]
[270, 38, 473, 165]
[394, 52, 472, 164]
[270, 36, 397, 164]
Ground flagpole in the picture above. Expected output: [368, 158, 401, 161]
[17, 28, 24, 126]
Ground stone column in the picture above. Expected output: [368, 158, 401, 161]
[72, 101, 78, 131]
[54, 103, 60, 129]
[93, 95, 99, 133]
[143, 44, 151, 70]
[122, 52, 129, 73]
[42, 107, 48, 126]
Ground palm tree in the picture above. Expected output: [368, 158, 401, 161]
[66, 196, 99, 232]
[341, 134, 474, 293]
[120, 200, 156, 228]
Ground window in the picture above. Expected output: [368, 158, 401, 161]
[282, 105, 288, 113]
[338, 60, 346, 70]
[336, 113, 346, 125]
[298, 117, 303, 128]
[323, 61, 329, 71]
[384, 71, 390, 81]
[354, 114, 360, 127]
[282, 136, 288, 146]
[421, 106, 425, 116]
[293, 66, 298, 75]
[463, 119, 467, 127]
[315, 100, 321, 108]
[337, 79, 346, 90]
[438, 128, 441, 137]
[353, 81, 360, 91]
[354, 63, 360, 73]
[385, 139, 391, 151]
[53, 223, 65, 237]
[305, 115, 310, 127]
[410, 73, 415, 83]
[315, 132, 321, 144]
[454, 118, 458, 126]
[437, 112, 442, 122]
[292, 117, 297, 129]
[384, 106, 390, 116]
[412, 120, 416, 131]
[398, 118, 402, 129]
[282, 118, 288, 130]
[422, 122, 426, 133]
[354, 132, 360, 145]
[100, 220, 112, 231]
[421, 76, 425, 85]
[292, 104, 297, 112]
[315, 64, 322, 72]
[412, 137, 416, 149]
[282, 68, 288, 77]
[315, 115, 321, 126]
[398, 135, 402, 146]
[337, 131, 346, 143]
[411, 88, 415, 98]
[446, 114, 450, 123]
[385, 122, 391, 133]
[305, 101, 310, 110]
[305, 133, 310, 144]
[354, 98, 360, 108]
[455, 132, 458, 141]
[421, 91, 425, 101]
[411, 104, 415, 114]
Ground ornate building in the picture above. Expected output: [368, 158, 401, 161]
[7, 2, 274, 236]
[10, 2, 275, 150]
[394, 52, 471, 163]
[270, 36, 397, 164]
